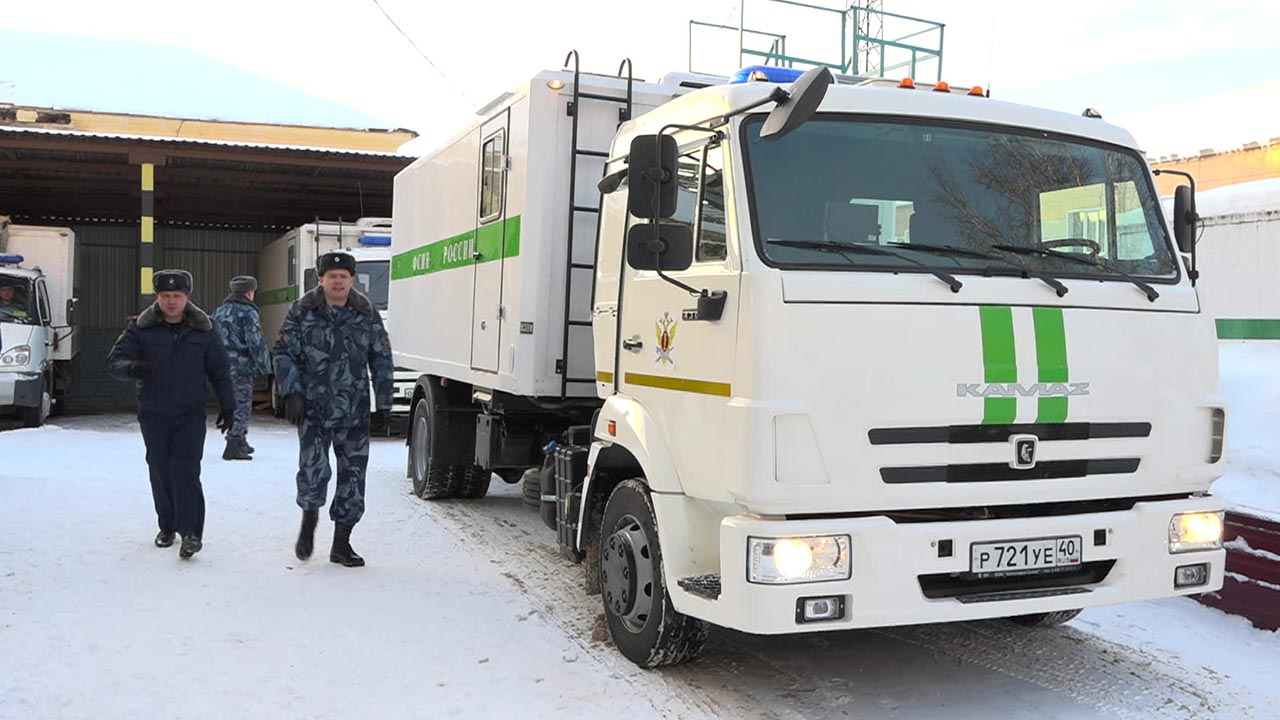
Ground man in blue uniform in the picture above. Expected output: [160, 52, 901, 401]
[109, 270, 236, 559]
[273, 251, 393, 567]
[212, 275, 271, 461]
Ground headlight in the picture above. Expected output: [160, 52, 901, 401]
[0, 345, 31, 366]
[748, 535, 851, 585]
[1168, 511, 1224, 553]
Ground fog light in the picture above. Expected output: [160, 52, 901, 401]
[1175, 563, 1209, 588]
[1168, 511, 1224, 553]
[796, 595, 846, 623]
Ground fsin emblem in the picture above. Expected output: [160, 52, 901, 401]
[655, 312, 677, 367]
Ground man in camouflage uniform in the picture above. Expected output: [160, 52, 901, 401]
[212, 275, 271, 461]
[273, 251, 393, 567]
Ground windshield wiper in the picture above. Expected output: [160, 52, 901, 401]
[990, 244, 1159, 302]
[891, 242, 1068, 297]
[768, 239, 962, 293]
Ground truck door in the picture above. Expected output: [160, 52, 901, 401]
[614, 142, 740, 486]
[471, 112, 510, 373]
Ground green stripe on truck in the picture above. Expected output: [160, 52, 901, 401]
[258, 285, 299, 306]
[1032, 307, 1069, 423]
[979, 306, 1017, 425]
[391, 215, 522, 280]
[1216, 318, 1280, 340]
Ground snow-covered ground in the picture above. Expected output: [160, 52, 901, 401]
[1213, 343, 1280, 521]
[2, 415, 1278, 719]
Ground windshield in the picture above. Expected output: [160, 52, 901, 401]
[741, 116, 1179, 282]
[354, 261, 390, 310]
[0, 276, 36, 324]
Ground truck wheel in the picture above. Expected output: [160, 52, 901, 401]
[453, 465, 491, 500]
[521, 468, 542, 509]
[20, 378, 50, 428]
[600, 479, 707, 668]
[410, 397, 453, 499]
[1009, 609, 1082, 627]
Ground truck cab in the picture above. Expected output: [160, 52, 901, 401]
[0, 231, 77, 427]
[577, 69, 1225, 664]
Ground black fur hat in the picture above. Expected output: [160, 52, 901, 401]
[153, 269, 193, 295]
[317, 251, 357, 276]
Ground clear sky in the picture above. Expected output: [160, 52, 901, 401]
[1, 0, 1277, 156]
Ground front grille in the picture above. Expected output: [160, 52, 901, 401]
[881, 458, 1140, 484]
[869, 422, 1151, 446]
[919, 560, 1116, 599]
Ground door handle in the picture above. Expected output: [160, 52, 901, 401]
[473, 252, 483, 260]
[622, 336, 643, 352]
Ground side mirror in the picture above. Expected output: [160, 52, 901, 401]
[627, 223, 694, 272]
[65, 297, 79, 326]
[760, 66, 833, 141]
[626, 134, 678, 219]
[1172, 185, 1197, 253]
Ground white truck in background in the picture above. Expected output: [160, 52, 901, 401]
[389, 59, 1227, 668]
[0, 219, 79, 427]
[256, 217, 414, 422]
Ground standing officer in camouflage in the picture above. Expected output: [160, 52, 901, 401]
[273, 251, 393, 567]
[108, 270, 236, 560]
[213, 275, 271, 461]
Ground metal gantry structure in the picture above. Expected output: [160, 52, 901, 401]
[688, 1, 944, 82]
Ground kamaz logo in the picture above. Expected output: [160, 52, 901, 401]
[956, 382, 1091, 398]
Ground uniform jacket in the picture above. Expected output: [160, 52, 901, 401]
[272, 287, 393, 428]
[212, 293, 272, 377]
[108, 302, 235, 416]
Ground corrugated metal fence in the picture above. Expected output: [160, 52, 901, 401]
[68, 224, 276, 411]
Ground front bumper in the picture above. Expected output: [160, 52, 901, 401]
[0, 372, 42, 408]
[390, 380, 414, 414]
[669, 495, 1225, 634]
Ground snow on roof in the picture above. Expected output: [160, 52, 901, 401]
[1194, 177, 1280, 218]
[0, 123, 416, 159]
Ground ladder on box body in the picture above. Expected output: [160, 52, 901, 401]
[558, 51, 634, 399]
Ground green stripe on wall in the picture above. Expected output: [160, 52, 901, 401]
[1216, 318, 1280, 340]
[258, 285, 300, 306]
[391, 215, 522, 280]
[1032, 307, 1069, 423]
[979, 306, 1017, 425]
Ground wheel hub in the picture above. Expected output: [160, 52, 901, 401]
[601, 518, 656, 634]
[412, 412, 430, 480]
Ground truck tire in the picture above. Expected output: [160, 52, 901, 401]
[20, 377, 49, 428]
[409, 397, 453, 500]
[521, 468, 542, 509]
[1009, 609, 1082, 627]
[600, 479, 707, 668]
[453, 465, 491, 500]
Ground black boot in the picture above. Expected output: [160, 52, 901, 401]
[222, 438, 252, 461]
[155, 530, 175, 548]
[330, 522, 365, 567]
[244, 439, 255, 454]
[179, 535, 202, 559]
[295, 509, 319, 560]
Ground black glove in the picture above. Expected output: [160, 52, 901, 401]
[126, 360, 151, 379]
[371, 408, 390, 429]
[284, 394, 306, 426]
[215, 408, 234, 434]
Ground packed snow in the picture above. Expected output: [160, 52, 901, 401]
[1213, 343, 1280, 521]
[2, 414, 1278, 719]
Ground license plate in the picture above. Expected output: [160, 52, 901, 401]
[970, 536, 1083, 576]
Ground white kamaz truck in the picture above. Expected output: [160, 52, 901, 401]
[0, 220, 79, 427]
[389, 60, 1227, 668]
[257, 218, 414, 420]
